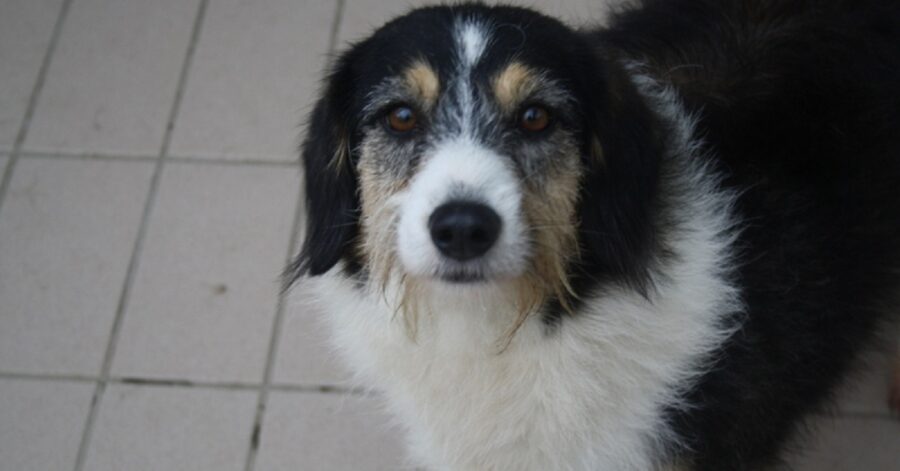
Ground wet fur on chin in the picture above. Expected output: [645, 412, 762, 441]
[287, 1, 900, 470]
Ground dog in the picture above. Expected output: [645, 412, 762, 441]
[286, 1, 900, 469]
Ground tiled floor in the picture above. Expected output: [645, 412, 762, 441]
[0, 0, 897, 470]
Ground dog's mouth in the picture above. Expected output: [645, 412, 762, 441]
[436, 268, 486, 283]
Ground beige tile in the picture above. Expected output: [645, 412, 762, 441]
[0, 379, 94, 471]
[255, 392, 407, 471]
[337, 0, 417, 46]
[111, 162, 298, 382]
[273, 285, 354, 387]
[0, 157, 154, 375]
[337, 0, 618, 48]
[82, 384, 256, 471]
[528, 0, 620, 26]
[169, 0, 336, 162]
[25, 0, 200, 156]
[832, 348, 895, 416]
[0, 0, 63, 150]
[788, 415, 900, 471]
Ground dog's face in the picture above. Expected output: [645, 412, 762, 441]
[291, 4, 663, 318]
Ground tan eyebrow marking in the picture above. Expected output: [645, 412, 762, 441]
[403, 60, 440, 110]
[492, 62, 541, 113]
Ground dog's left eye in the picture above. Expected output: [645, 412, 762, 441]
[519, 106, 551, 133]
[385, 105, 418, 134]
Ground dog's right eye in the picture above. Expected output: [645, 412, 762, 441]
[519, 105, 551, 133]
[385, 105, 418, 134]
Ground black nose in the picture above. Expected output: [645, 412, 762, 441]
[428, 202, 502, 261]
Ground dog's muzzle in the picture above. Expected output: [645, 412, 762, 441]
[394, 138, 527, 282]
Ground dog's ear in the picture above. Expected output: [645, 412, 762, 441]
[574, 57, 666, 294]
[285, 50, 364, 287]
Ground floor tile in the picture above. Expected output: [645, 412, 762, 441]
[169, 0, 336, 162]
[0, 378, 94, 471]
[82, 384, 256, 471]
[273, 282, 353, 387]
[832, 347, 895, 416]
[337, 0, 616, 48]
[788, 415, 900, 471]
[24, 0, 200, 156]
[0, 0, 63, 150]
[255, 392, 407, 471]
[0, 157, 154, 375]
[336, 0, 417, 46]
[111, 162, 298, 382]
[534, 0, 619, 26]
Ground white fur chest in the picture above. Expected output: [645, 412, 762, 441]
[310, 252, 739, 471]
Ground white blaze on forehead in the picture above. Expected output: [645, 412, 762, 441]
[452, 19, 491, 139]
[456, 20, 488, 66]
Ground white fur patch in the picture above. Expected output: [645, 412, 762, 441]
[395, 137, 528, 279]
[303, 71, 744, 470]
[450, 19, 491, 139]
[456, 20, 488, 67]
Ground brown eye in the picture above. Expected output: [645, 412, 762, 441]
[519, 106, 550, 133]
[385, 106, 417, 133]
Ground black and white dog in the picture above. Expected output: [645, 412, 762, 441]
[287, 1, 900, 469]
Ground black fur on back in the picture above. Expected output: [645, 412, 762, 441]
[597, 1, 900, 469]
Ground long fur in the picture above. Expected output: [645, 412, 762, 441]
[288, 1, 900, 470]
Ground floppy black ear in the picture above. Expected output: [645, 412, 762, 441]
[285, 53, 363, 287]
[573, 56, 666, 295]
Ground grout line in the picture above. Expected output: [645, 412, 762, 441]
[327, 0, 347, 57]
[154, 0, 208, 161]
[243, 165, 306, 471]
[243, 1, 345, 469]
[4, 366, 899, 413]
[812, 410, 899, 421]
[108, 378, 369, 395]
[71, 1, 210, 470]
[19, 150, 300, 167]
[269, 383, 368, 396]
[0, 372, 97, 384]
[168, 153, 298, 167]
[0, 0, 73, 221]
[0, 370, 367, 395]
[110, 379, 367, 395]
[114, 377, 247, 389]
[22, 151, 158, 163]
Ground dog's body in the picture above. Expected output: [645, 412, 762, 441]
[290, 1, 900, 469]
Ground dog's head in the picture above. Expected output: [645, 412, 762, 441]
[288, 4, 663, 321]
